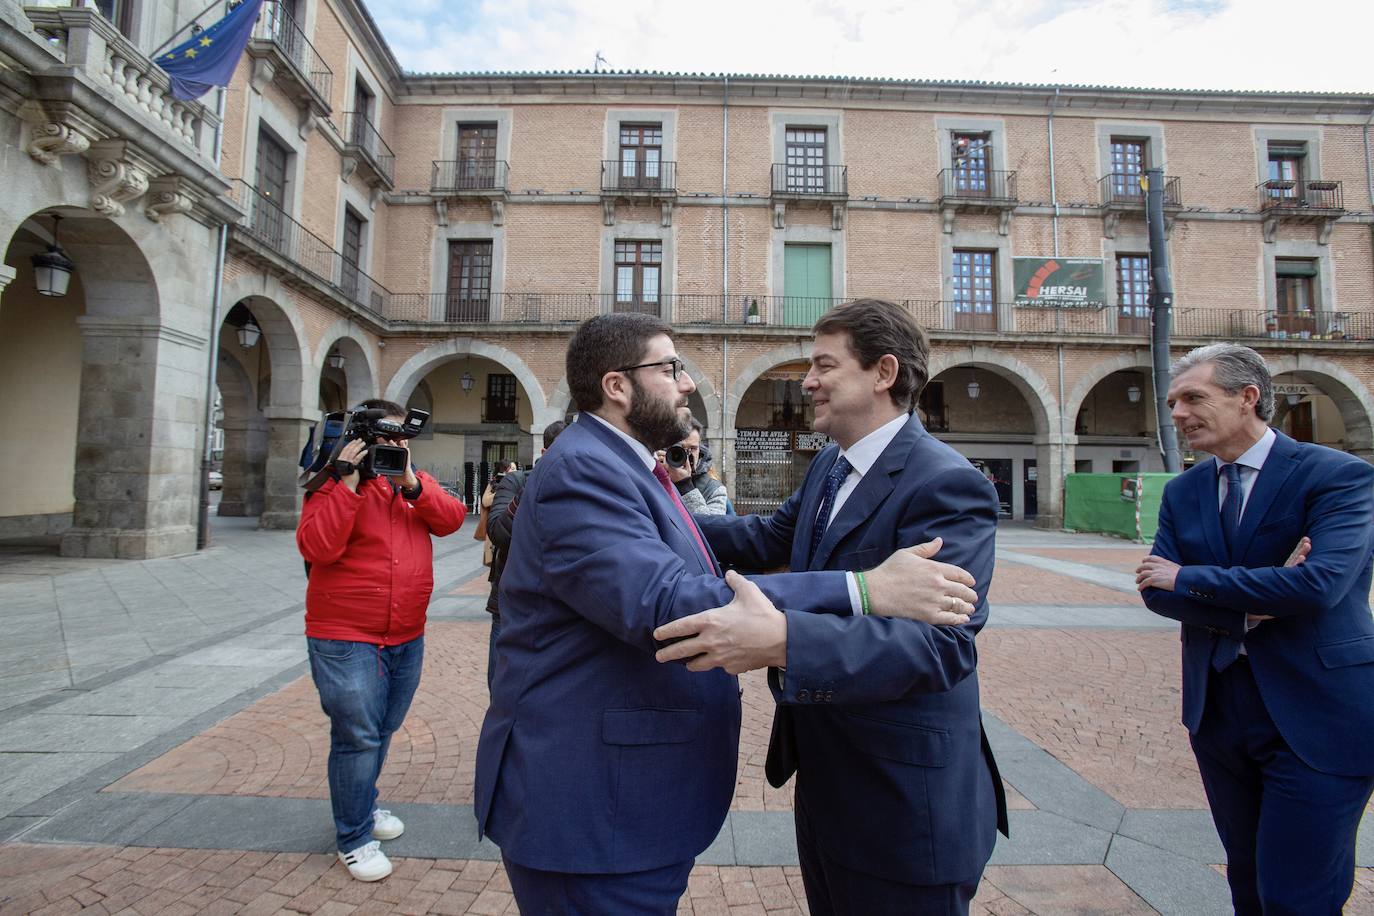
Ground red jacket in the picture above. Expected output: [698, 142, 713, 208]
[297, 470, 466, 644]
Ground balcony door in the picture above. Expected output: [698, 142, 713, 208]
[446, 241, 492, 321]
[952, 132, 991, 196]
[1110, 138, 1147, 202]
[485, 374, 518, 424]
[952, 249, 997, 331]
[613, 241, 662, 315]
[783, 244, 832, 327]
[1115, 254, 1151, 335]
[1266, 143, 1305, 203]
[254, 129, 290, 249]
[341, 208, 363, 300]
[458, 123, 497, 189]
[1275, 259, 1317, 336]
[784, 128, 827, 193]
[619, 124, 662, 190]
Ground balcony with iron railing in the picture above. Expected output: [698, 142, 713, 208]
[226, 179, 389, 318]
[601, 160, 677, 196]
[770, 164, 848, 198]
[938, 168, 1018, 205]
[1100, 173, 1182, 209]
[1258, 178, 1344, 214]
[247, 0, 333, 116]
[382, 290, 1374, 343]
[343, 111, 394, 189]
[431, 158, 510, 196]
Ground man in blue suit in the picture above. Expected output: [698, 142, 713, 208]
[656, 299, 1008, 915]
[473, 312, 983, 915]
[1136, 343, 1374, 915]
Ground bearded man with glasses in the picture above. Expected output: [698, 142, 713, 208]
[473, 312, 984, 914]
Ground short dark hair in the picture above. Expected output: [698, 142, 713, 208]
[812, 299, 929, 410]
[566, 313, 672, 412]
[686, 416, 704, 435]
[360, 398, 405, 417]
[542, 420, 567, 449]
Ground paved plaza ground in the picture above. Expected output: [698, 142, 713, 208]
[0, 514, 1371, 914]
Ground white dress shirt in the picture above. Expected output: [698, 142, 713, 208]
[822, 413, 910, 528]
[1216, 426, 1277, 521]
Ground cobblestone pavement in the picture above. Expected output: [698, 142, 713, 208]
[1, 520, 1370, 914]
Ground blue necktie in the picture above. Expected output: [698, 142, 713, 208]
[1213, 462, 1245, 671]
[809, 456, 853, 565]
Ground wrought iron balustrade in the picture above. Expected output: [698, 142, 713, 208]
[938, 168, 1018, 202]
[771, 164, 848, 196]
[431, 158, 509, 194]
[1100, 173, 1181, 208]
[601, 160, 677, 193]
[251, 0, 332, 106]
[343, 111, 395, 186]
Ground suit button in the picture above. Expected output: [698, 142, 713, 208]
[797, 689, 810, 702]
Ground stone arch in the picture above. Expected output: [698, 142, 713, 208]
[929, 346, 1056, 438]
[219, 273, 312, 416]
[1265, 353, 1374, 456]
[1063, 349, 1155, 428]
[725, 341, 813, 433]
[214, 349, 267, 517]
[312, 320, 380, 409]
[384, 337, 550, 423]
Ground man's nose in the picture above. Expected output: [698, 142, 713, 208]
[802, 369, 819, 392]
[680, 372, 697, 395]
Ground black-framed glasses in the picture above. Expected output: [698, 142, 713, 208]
[614, 357, 684, 381]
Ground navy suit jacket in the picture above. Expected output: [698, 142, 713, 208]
[698, 414, 1008, 886]
[473, 415, 854, 874]
[1144, 430, 1374, 776]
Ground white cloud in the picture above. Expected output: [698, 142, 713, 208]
[369, 0, 1373, 92]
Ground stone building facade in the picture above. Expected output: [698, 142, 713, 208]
[3, 0, 1373, 555]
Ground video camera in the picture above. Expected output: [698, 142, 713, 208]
[299, 405, 430, 492]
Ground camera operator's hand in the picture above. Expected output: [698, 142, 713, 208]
[667, 458, 692, 484]
[335, 438, 367, 492]
[394, 438, 418, 492]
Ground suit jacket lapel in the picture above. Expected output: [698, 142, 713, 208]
[1196, 459, 1229, 564]
[791, 448, 837, 571]
[580, 417, 717, 575]
[1232, 431, 1301, 562]
[810, 416, 922, 570]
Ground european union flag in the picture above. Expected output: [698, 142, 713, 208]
[157, 0, 266, 101]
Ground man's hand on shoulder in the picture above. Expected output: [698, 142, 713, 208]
[652, 571, 786, 674]
[863, 538, 978, 626]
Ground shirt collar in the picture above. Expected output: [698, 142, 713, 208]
[1216, 426, 1277, 475]
[838, 413, 909, 478]
[584, 411, 656, 471]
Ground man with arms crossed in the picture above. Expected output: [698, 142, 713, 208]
[473, 312, 979, 914]
[1136, 344, 1374, 915]
[657, 299, 1008, 915]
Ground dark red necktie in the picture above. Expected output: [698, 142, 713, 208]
[653, 462, 714, 569]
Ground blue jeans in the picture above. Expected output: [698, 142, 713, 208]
[307, 635, 424, 853]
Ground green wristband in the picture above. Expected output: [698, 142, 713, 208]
[855, 570, 871, 616]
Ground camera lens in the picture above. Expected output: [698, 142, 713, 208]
[665, 445, 689, 468]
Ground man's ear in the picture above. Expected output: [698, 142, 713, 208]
[873, 354, 899, 394]
[601, 370, 631, 411]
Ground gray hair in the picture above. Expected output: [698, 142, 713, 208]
[1170, 344, 1274, 421]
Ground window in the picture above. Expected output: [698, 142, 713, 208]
[784, 128, 828, 193]
[952, 132, 991, 195]
[952, 249, 996, 331]
[918, 381, 948, 433]
[94, 0, 133, 37]
[618, 124, 663, 190]
[1266, 142, 1306, 203]
[1110, 138, 1147, 202]
[457, 123, 498, 189]
[484, 375, 518, 425]
[446, 241, 492, 321]
[253, 128, 290, 247]
[1274, 259, 1318, 336]
[1115, 254, 1150, 334]
[614, 241, 662, 315]
[341, 208, 364, 299]
[351, 79, 375, 151]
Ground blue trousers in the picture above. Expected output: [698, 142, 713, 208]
[1191, 657, 1374, 916]
[502, 855, 694, 915]
[796, 793, 981, 916]
[307, 635, 424, 853]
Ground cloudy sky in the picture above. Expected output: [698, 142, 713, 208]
[365, 0, 1370, 93]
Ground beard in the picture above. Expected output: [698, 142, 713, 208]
[626, 378, 691, 452]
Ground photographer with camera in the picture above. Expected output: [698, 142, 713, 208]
[296, 398, 466, 883]
[659, 417, 729, 516]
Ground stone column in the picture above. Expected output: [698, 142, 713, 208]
[1032, 432, 1075, 530]
[259, 412, 314, 529]
[217, 416, 268, 517]
[61, 317, 202, 558]
[0, 264, 17, 299]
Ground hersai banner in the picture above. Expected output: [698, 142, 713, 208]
[1013, 257, 1106, 309]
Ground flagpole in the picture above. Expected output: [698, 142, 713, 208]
[197, 82, 229, 550]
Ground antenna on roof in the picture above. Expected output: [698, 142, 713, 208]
[594, 51, 608, 73]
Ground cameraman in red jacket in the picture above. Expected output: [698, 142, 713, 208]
[296, 398, 466, 882]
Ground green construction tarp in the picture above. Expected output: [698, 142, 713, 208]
[1063, 473, 1178, 542]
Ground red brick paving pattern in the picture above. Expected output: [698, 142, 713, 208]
[978, 627, 1208, 810]
[986, 561, 1135, 606]
[1013, 547, 1151, 574]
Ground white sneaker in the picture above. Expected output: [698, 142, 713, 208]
[338, 840, 392, 881]
[372, 808, 404, 840]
